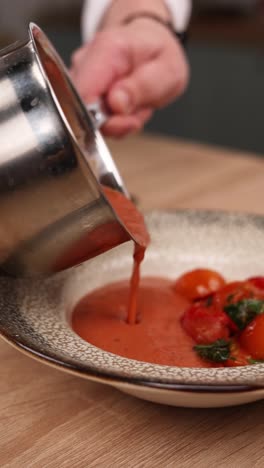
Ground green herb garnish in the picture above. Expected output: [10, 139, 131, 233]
[194, 339, 231, 363]
[249, 359, 264, 365]
[224, 299, 264, 330]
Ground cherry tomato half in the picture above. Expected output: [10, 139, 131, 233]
[174, 269, 226, 301]
[213, 281, 264, 310]
[182, 302, 230, 344]
[239, 314, 264, 360]
[248, 276, 264, 291]
[225, 341, 250, 367]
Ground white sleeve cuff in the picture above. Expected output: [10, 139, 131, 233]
[165, 0, 192, 32]
[82, 0, 192, 42]
[82, 0, 112, 42]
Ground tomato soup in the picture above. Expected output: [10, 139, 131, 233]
[71, 187, 210, 367]
[71, 188, 264, 368]
[72, 277, 212, 367]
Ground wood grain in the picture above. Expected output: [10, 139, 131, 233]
[1, 134, 264, 468]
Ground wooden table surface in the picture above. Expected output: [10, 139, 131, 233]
[1, 134, 264, 468]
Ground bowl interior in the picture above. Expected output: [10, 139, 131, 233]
[0, 210, 264, 387]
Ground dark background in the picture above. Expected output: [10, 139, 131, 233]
[0, 1, 263, 155]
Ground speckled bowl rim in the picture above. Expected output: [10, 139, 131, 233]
[1, 210, 264, 390]
[0, 328, 257, 393]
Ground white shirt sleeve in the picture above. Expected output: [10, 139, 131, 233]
[82, 0, 192, 42]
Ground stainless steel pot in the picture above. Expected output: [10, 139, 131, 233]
[0, 23, 132, 277]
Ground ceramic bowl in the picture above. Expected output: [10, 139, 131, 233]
[1, 211, 264, 408]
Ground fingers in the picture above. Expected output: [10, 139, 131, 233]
[70, 24, 189, 139]
[70, 32, 132, 104]
[102, 108, 153, 138]
[107, 48, 189, 113]
[71, 46, 87, 67]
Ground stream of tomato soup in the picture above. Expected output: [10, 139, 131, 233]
[72, 187, 211, 367]
[102, 186, 150, 325]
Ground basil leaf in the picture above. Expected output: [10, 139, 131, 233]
[249, 359, 264, 365]
[224, 299, 264, 330]
[194, 339, 231, 363]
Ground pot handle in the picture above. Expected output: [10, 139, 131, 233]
[86, 101, 109, 129]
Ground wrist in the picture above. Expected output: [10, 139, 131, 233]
[101, 0, 171, 29]
[122, 14, 188, 46]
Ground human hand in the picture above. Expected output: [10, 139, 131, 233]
[71, 14, 189, 137]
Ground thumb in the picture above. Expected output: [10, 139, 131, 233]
[70, 33, 132, 105]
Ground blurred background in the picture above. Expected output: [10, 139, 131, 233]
[0, 0, 263, 155]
